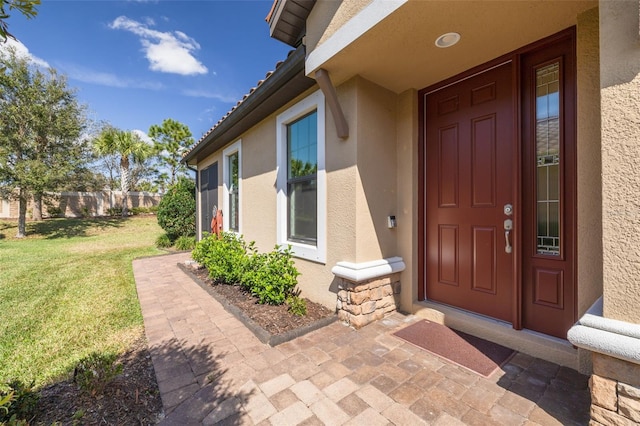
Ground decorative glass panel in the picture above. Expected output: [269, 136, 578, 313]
[228, 152, 239, 232]
[535, 63, 560, 255]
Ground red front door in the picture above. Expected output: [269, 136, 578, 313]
[420, 30, 577, 339]
[425, 62, 514, 322]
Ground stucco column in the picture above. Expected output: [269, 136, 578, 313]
[599, 0, 640, 324]
[568, 1, 640, 422]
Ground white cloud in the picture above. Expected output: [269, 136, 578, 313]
[132, 129, 153, 145]
[109, 16, 208, 76]
[0, 38, 50, 68]
[181, 89, 237, 103]
[63, 63, 164, 90]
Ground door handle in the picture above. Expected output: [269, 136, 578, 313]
[504, 219, 513, 254]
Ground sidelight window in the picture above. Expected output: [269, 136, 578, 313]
[535, 62, 560, 255]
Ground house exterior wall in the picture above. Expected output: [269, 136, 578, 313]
[599, 0, 640, 324]
[305, 0, 372, 52]
[576, 7, 603, 317]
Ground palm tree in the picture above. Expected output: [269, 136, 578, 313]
[94, 127, 151, 217]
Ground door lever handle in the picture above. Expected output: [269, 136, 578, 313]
[504, 219, 513, 254]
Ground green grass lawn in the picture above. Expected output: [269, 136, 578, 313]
[0, 216, 164, 387]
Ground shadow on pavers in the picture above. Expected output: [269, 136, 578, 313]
[152, 338, 254, 425]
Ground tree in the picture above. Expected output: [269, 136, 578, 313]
[0, 0, 40, 41]
[0, 47, 88, 237]
[148, 118, 193, 186]
[93, 127, 151, 217]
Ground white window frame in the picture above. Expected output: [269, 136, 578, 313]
[276, 90, 326, 264]
[222, 139, 242, 233]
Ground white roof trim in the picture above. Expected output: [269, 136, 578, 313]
[332, 256, 405, 282]
[305, 0, 407, 76]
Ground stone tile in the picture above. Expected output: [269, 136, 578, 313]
[382, 402, 428, 425]
[291, 380, 324, 406]
[388, 382, 423, 406]
[304, 346, 332, 366]
[461, 385, 502, 414]
[310, 397, 350, 425]
[344, 407, 391, 426]
[370, 374, 399, 394]
[298, 415, 325, 426]
[157, 371, 197, 394]
[408, 396, 442, 423]
[497, 387, 536, 417]
[433, 413, 467, 426]
[242, 390, 277, 424]
[526, 406, 565, 426]
[348, 364, 382, 385]
[408, 368, 445, 390]
[376, 363, 411, 384]
[162, 383, 200, 412]
[436, 377, 468, 398]
[383, 347, 413, 364]
[397, 358, 423, 374]
[338, 393, 370, 417]
[268, 401, 313, 425]
[309, 371, 337, 390]
[323, 360, 353, 380]
[437, 364, 479, 387]
[356, 384, 395, 412]
[461, 408, 502, 426]
[488, 404, 527, 426]
[323, 377, 360, 402]
[259, 373, 296, 397]
[269, 388, 299, 411]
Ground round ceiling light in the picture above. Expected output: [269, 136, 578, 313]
[435, 32, 461, 48]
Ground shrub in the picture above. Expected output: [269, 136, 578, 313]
[156, 177, 195, 240]
[192, 232, 251, 284]
[106, 206, 123, 217]
[175, 235, 196, 251]
[155, 233, 172, 248]
[286, 295, 307, 316]
[74, 352, 123, 396]
[242, 246, 300, 305]
[0, 379, 38, 423]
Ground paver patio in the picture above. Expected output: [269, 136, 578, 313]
[133, 253, 590, 425]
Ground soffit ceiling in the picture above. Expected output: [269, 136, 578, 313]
[311, 0, 596, 93]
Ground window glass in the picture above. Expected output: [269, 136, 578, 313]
[228, 151, 239, 232]
[535, 62, 560, 255]
[287, 111, 317, 243]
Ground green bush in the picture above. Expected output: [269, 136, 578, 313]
[74, 352, 123, 396]
[155, 233, 172, 248]
[0, 380, 38, 424]
[242, 246, 300, 305]
[286, 295, 307, 316]
[192, 232, 252, 285]
[156, 177, 195, 240]
[105, 206, 123, 217]
[175, 235, 196, 251]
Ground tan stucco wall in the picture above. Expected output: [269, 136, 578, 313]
[576, 7, 603, 317]
[395, 89, 419, 312]
[599, 0, 640, 324]
[305, 0, 372, 52]
[353, 77, 398, 262]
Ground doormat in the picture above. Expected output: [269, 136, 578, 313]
[393, 320, 515, 377]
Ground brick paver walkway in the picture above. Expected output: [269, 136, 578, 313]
[133, 253, 590, 425]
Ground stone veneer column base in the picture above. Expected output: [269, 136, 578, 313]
[336, 274, 400, 329]
[589, 353, 640, 425]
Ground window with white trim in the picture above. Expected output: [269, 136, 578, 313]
[276, 90, 326, 263]
[223, 140, 241, 233]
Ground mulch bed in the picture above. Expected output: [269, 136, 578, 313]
[189, 266, 336, 339]
[33, 335, 163, 425]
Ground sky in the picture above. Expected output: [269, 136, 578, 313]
[2, 0, 293, 144]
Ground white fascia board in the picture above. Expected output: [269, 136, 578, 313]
[332, 256, 405, 282]
[305, 0, 408, 75]
[567, 296, 640, 365]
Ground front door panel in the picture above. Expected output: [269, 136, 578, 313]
[425, 63, 514, 322]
